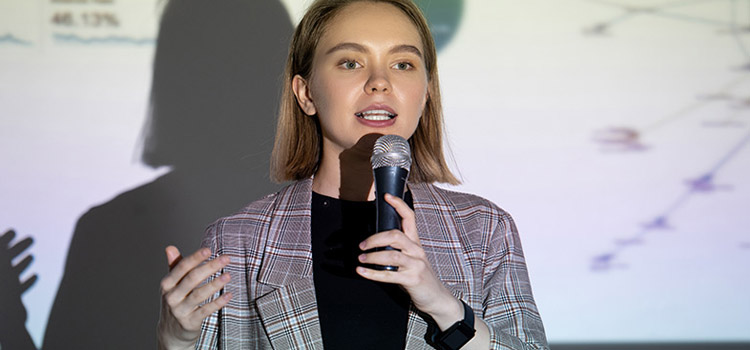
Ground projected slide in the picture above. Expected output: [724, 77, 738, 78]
[1, 0, 748, 347]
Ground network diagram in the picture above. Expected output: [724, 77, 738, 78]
[585, 0, 750, 271]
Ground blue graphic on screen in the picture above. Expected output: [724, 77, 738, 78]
[0, 33, 32, 46]
[414, 0, 463, 52]
[53, 33, 155, 45]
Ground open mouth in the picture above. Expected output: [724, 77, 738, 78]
[355, 109, 397, 121]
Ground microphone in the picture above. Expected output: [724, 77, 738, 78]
[368, 134, 411, 271]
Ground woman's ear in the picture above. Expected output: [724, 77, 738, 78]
[292, 75, 317, 116]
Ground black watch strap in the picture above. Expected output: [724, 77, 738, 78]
[430, 300, 476, 350]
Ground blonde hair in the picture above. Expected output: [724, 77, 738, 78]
[270, 0, 459, 185]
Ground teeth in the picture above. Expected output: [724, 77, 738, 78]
[362, 114, 391, 121]
[356, 109, 396, 121]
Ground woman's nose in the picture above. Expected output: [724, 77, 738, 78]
[364, 68, 391, 94]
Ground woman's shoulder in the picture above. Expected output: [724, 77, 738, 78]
[410, 182, 510, 220]
[204, 179, 312, 238]
[411, 184, 520, 260]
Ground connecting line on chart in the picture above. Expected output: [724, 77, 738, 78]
[0, 33, 32, 46]
[585, 0, 750, 63]
[592, 76, 750, 151]
[591, 131, 750, 271]
[584, 0, 745, 34]
[53, 33, 155, 45]
[730, 0, 750, 64]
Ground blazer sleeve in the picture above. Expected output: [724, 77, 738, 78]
[481, 211, 549, 350]
[194, 223, 220, 350]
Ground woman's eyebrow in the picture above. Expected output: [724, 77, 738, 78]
[326, 42, 367, 55]
[325, 42, 423, 59]
[389, 44, 422, 59]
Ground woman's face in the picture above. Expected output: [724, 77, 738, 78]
[293, 1, 429, 156]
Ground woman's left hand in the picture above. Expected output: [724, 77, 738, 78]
[356, 193, 463, 329]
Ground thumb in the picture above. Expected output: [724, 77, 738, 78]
[165, 245, 182, 270]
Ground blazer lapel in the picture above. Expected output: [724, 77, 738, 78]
[408, 183, 471, 289]
[255, 179, 324, 349]
[256, 277, 323, 349]
[404, 304, 431, 349]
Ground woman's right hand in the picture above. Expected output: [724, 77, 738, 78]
[157, 246, 232, 350]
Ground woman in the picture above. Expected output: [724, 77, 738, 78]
[158, 0, 548, 349]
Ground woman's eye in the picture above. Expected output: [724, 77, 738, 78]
[340, 60, 361, 69]
[393, 62, 413, 70]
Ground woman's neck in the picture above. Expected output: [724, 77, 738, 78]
[313, 136, 380, 201]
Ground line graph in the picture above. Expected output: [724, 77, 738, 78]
[0, 33, 32, 46]
[53, 33, 155, 45]
[583, 0, 750, 271]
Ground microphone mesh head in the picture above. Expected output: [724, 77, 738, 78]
[371, 134, 412, 170]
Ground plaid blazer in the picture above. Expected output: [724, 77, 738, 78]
[196, 178, 548, 349]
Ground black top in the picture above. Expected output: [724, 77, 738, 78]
[311, 192, 410, 349]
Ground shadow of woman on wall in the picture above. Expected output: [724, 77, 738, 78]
[39, 0, 292, 348]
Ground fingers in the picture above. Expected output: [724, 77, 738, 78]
[359, 193, 420, 257]
[185, 273, 231, 307]
[359, 230, 421, 257]
[20, 274, 38, 293]
[356, 265, 408, 285]
[356, 249, 427, 286]
[159, 246, 233, 338]
[13, 254, 33, 276]
[1, 229, 16, 246]
[162, 253, 230, 309]
[1, 229, 36, 294]
[383, 194, 418, 242]
[165, 245, 182, 270]
[170, 271, 232, 321]
[8, 236, 33, 259]
[195, 291, 233, 320]
[160, 248, 211, 293]
[359, 249, 412, 271]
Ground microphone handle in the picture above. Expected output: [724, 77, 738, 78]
[375, 166, 408, 231]
[367, 166, 408, 271]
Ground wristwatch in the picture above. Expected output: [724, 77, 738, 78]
[429, 300, 476, 350]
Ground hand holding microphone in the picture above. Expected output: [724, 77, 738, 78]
[364, 134, 411, 271]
